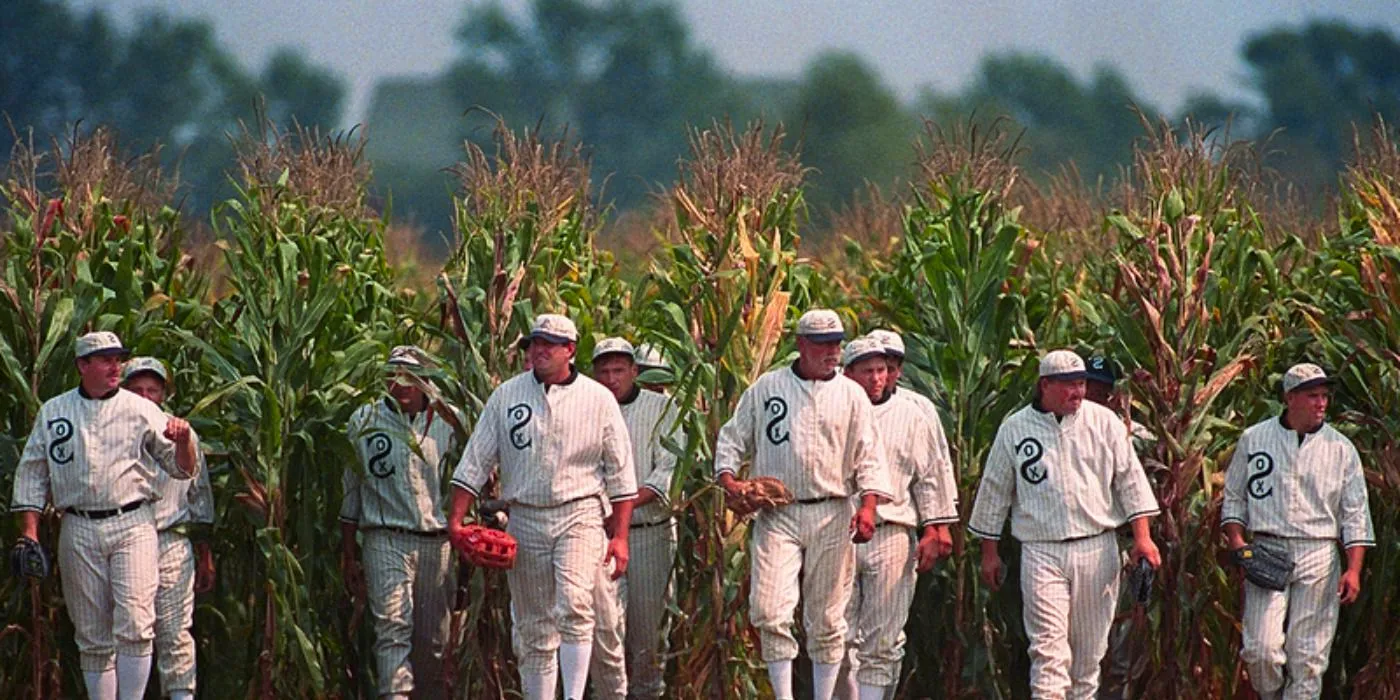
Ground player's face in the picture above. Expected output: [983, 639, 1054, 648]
[1285, 384, 1330, 430]
[844, 357, 888, 402]
[884, 356, 903, 383]
[1039, 377, 1086, 416]
[387, 373, 428, 412]
[528, 338, 575, 378]
[122, 374, 167, 406]
[77, 354, 123, 394]
[1085, 379, 1113, 406]
[592, 355, 638, 401]
[796, 337, 842, 377]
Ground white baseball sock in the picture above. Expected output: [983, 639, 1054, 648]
[520, 667, 558, 700]
[766, 659, 794, 700]
[82, 669, 117, 700]
[811, 662, 842, 700]
[170, 691, 195, 700]
[858, 682, 888, 700]
[559, 642, 592, 699]
[114, 655, 152, 700]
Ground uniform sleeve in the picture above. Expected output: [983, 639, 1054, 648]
[451, 395, 501, 497]
[1219, 437, 1250, 530]
[1109, 420, 1159, 521]
[186, 433, 215, 525]
[1339, 446, 1375, 549]
[601, 398, 638, 502]
[714, 386, 757, 478]
[143, 407, 191, 479]
[912, 414, 959, 527]
[642, 402, 683, 506]
[968, 424, 1016, 540]
[340, 412, 365, 524]
[11, 410, 51, 512]
[849, 397, 892, 501]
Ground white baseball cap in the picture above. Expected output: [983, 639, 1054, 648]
[1282, 363, 1332, 394]
[122, 356, 168, 383]
[634, 343, 669, 371]
[528, 314, 579, 344]
[866, 329, 905, 358]
[842, 337, 887, 367]
[75, 331, 129, 359]
[796, 309, 845, 343]
[386, 345, 427, 368]
[592, 337, 636, 362]
[1039, 350, 1088, 380]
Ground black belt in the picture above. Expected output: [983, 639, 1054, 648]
[66, 500, 145, 520]
[631, 519, 673, 530]
[373, 526, 447, 538]
[796, 496, 843, 505]
[1061, 530, 1110, 543]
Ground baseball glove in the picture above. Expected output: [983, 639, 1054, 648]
[1129, 558, 1155, 605]
[451, 524, 517, 570]
[10, 537, 50, 579]
[478, 499, 510, 531]
[725, 476, 795, 517]
[1234, 542, 1294, 592]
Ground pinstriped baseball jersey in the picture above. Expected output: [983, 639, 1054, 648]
[715, 367, 891, 501]
[968, 401, 1158, 542]
[1220, 417, 1375, 547]
[151, 425, 213, 531]
[889, 386, 955, 500]
[452, 369, 637, 506]
[620, 387, 684, 524]
[12, 388, 190, 512]
[872, 393, 957, 528]
[341, 399, 462, 532]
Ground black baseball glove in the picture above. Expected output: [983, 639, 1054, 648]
[10, 536, 50, 579]
[479, 499, 510, 531]
[1234, 542, 1293, 592]
[1129, 557, 1155, 605]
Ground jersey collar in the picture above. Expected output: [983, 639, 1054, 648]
[618, 384, 641, 406]
[78, 386, 120, 400]
[790, 364, 836, 382]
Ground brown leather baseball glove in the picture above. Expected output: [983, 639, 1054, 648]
[725, 476, 795, 516]
[451, 524, 518, 569]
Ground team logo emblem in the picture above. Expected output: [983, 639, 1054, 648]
[1246, 452, 1274, 499]
[48, 417, 75, 465]
[763, 397, 790, 445]
[1017, 437, 1047, 484]
[508, 403, 533, 450]
[366, 433, 395, 478]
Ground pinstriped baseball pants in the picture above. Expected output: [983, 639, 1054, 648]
[507, 498, 607, 675]
[362, 529, 453, 698]
[591, 520, 677, 700]
[1241, 537, 1340, 700]
[751, 499, 856, 664]
[154, 530, 197, 694]
[1020, 531, 1119, 700]
[840, 524, 916, 689]
[58, 505, 159, 672]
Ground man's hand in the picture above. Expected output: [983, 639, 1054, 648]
[163, 417, 192, 445]
[850, 505, 876, 544]
[979, 539, 1004, 591]
[194, 542, 216, 594]
[604, 536, 629, 580]
[1130, 536, 1162, 569]
[934, 524, 953, 558]
[1339, 568, 1362, 604]
[916, 531, 940, 573]
[340, 545, 364, 597]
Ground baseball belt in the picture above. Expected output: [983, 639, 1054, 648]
[65, 500, 145, 520]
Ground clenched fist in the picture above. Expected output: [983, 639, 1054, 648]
[164, 417, 192, 444]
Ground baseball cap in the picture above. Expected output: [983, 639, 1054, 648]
[866, 329, 905, 358]
[75, 331, 129, 359]
[122, 356, 168, 383]
[1039, 350, 1087, 380]
[592, 337, 636, 362]
[796, 309, 845, 343]
[634, 343, 669, 371]
[842, 337, 887, 367]
[528, 314, 579, 344]
[1282, 363, 1332, 394]
[1084, 355, 1116, 385]
[386, 345, 427, 368]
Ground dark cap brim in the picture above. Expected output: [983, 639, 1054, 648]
[845, 350, 886, 367]
[591, 350, 634, 363]
[1287, 377, 1333, 393]
[1085, 371, 1115, 385]
[883, 348, 905, 358]
[800, 331, 845, 343]
[528, 331, 576, 345]
[80, 348, 131, 359]
[1042, 370, 1088, 381]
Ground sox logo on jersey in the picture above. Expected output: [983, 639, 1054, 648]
[764, 397, 790, 445]
[1246, 452, 1274, 499]
[508, 403, 533, 449]
[48, 418, 75, 464]
[1017, 437, 1046, 484]
[365, 433, 394, 478]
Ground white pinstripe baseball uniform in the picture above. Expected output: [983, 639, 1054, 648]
[11, 387, 192, 675]
[149, 424, 213, 699]
[714, 366, 891, 672]
[591, 387, 684, 700]
[341, 399, 461, 699]
[1221, 416, 1374, 699]
[840, 390, 958, 697]
[968, 400, 1158, 700]
[451, 368, 637, 687]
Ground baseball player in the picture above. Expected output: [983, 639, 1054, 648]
[633, 343, 673, 394]
[340, 346, 461, 699]
[1221, 363, 1373, 700]
[120, 358, 214, 700]
[448, 314, 637, 700]
[11, 332, 198, 700]
[837, 337, 958, 700]
[587, 337, 684, 700]
[714, 309, 890, 700]
[968, 349, 1161, 700]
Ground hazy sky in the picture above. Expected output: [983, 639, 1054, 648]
[73, 0, 1400, 128]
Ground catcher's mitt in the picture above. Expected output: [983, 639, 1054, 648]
[1234, 542, 1293, 592]
[451, 524, 517, 570]
[10, 536, 50, 579]
[1129, 558, 1155, 605]
[725, 476, 795, 517]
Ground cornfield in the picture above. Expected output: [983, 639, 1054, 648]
[3, 114, 1400, 699]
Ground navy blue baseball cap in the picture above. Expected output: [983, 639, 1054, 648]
[1085, 355, 1116, 385]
